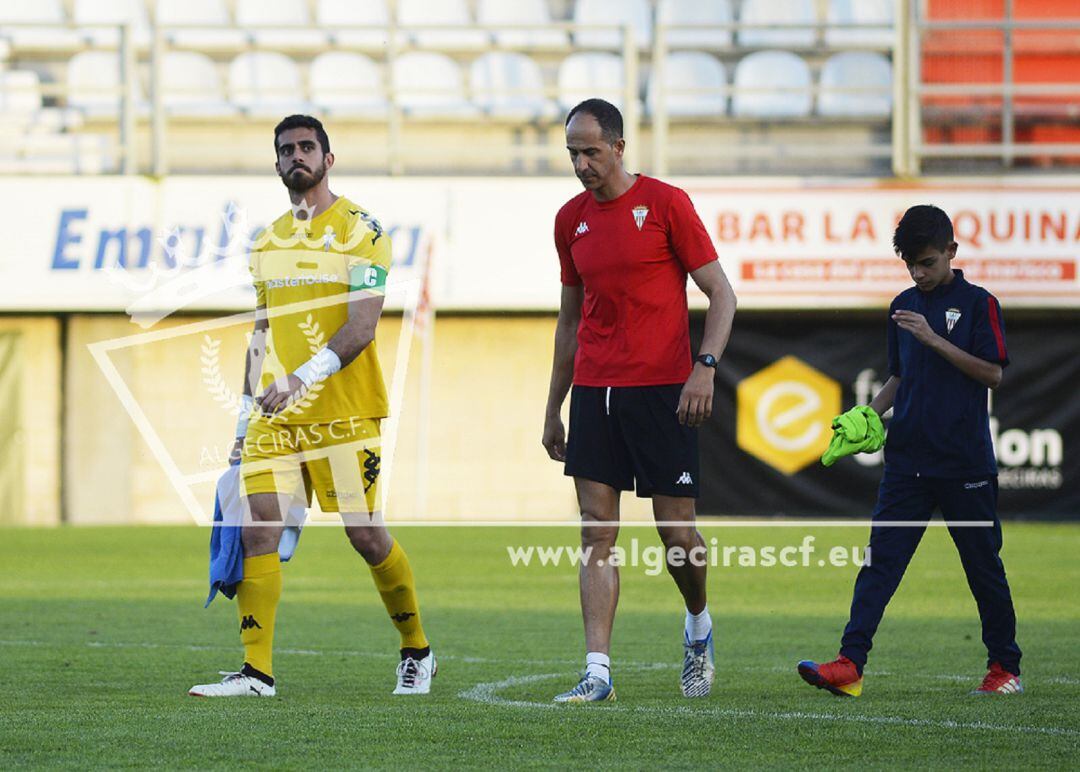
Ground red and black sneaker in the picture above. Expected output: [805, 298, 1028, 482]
[971, 662, 1023, 695]
[797, 655, 863, 697]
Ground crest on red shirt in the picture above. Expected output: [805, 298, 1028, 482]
[632, 206, 649, 230]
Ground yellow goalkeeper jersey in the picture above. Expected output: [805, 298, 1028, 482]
[249, 195, 391, 423]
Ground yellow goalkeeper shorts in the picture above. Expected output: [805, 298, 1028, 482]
[240, 416, 381, 514]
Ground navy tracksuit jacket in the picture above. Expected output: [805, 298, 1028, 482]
[840, 270, 1022, 675]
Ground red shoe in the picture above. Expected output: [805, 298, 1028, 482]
[971, 662, 1023, 695]
[797, 655, 863, 697]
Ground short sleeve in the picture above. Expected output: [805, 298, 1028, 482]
[972, 293, 1010, 367]
[346, 210, 393, 295]
[667, 188, 718, 274]
[887, 301, 901, 377]
[555, 212, 581, 286]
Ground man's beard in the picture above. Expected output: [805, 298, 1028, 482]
[281, 162, 326, 193]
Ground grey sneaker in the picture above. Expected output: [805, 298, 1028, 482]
[681, 631, 715, 698]
[553, 674, 616, 703]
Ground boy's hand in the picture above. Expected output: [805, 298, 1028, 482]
[892, 310, 938, 345]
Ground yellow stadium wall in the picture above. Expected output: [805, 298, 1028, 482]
[0, 317, 61, 526]
[59, 313, 651, 526]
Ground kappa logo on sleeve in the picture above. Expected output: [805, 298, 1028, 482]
[575, 221, 589, 236]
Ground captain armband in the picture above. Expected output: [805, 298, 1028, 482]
[349, 264, 388, 294]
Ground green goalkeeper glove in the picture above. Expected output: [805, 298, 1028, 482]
[820, 405, 886, 467]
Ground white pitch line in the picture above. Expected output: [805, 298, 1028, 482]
[458, 672, 1080, 738]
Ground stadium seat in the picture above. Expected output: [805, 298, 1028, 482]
[656, 0, 733, 50]
[310, 52, 387, 118]
[67, 50, 148, 118]
[234, 0, 325, 50]
[737, 0, 817, 48]
[73, 0, 151, 48]
[229, 52, 309, 117]
[557, 52, 628, 111]
[818, 52, 892, 117]
[0, 1, 82, 51]
[162, 51, 236, 117]
[398, 0, 488, 50]
[475, 0, 568, 49]
[731, 51, 812, 118]
[825, 0, 895, 48]
[470, 52, 556, 120]
[0, 69, 42, 114]
[317, 0, 389, 50]
[392, 52, 477, 117]
[156, 0, 247, 52]
[646, 52, 726, 118]
[573, 0, 653, 50]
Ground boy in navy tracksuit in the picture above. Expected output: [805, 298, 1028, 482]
[798, 205, 1023, 697]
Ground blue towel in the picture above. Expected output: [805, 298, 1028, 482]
[205, 465, 306, 607]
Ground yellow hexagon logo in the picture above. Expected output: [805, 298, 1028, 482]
[736, 356, 841, 476]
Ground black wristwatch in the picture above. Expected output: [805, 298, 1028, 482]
[696, 353, 718, 369]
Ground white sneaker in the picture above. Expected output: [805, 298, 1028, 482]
[189, 671, 276, 698]
[393, 651, 436, 695]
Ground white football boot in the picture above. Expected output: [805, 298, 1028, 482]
[394, 651, 437, 695]
[189, 670, 276, 697]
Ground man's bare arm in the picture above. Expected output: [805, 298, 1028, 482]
[542, 284, 583, 461]
[677, 260, 737, 427]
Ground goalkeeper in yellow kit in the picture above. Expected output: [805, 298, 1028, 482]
[190, 115, 434, 697]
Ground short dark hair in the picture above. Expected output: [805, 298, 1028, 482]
[274, 114, 330, 155]
[565, 98, 623, 144]
[893, 204, 954, 260]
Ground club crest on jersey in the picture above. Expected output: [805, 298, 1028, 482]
[632, 206, 649, 231]
[945, 307, 961, 333]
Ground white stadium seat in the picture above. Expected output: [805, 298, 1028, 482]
[656, 0, 733, 50]
[476, 0, 568, 49]
[738, 0, 817, 48]
[826, 0, 895, 47]
[470, 52, 556, 120]
[73, 0, 151, 48]
[0, 70, 42, 114]
[0, 1, 82, 51]
[317, 0, 389, 50]
[647, 52, 726, 118]
[234, 0, 325, 50]
[818, 52, 892, 117]
[156, 0, 247, 52]
[398, 0, 488, 50]
[557, 52, 628, 111]
[229, 52, 309, 117]
[162, 51, 236, 117]
[67, 50, 148, 118]
[732, 50, 812, 118]
[392, 52, 477, 117]
[310, 52, 387, 118]
[573, 0, 653, 50]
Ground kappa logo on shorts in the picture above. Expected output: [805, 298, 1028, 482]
[363, 449, 381, 493]
[676, 471, 694, 485]
[964, 480, 990, 490]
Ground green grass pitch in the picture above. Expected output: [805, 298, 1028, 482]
[0, 521, 1077, 768]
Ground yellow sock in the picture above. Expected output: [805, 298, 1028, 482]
[369, 539, 428, 650]
[236, 552, 282, 678]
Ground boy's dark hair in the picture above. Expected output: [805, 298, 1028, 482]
[274, 115, 330, 155]
[565, 99, 624, 145]
[893, 205, 954, 260]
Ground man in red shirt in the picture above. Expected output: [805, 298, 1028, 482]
[542, 99, 737, 703]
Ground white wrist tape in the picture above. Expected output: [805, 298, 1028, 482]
[293, 347, 342, 388]
[235, 393, 255, 438]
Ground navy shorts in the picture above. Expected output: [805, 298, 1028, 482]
[564, 384, 699, 498]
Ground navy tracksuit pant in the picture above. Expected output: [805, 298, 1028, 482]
[839, 471, 1022, 675]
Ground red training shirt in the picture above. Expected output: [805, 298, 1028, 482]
[554, 175, 718, 387]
